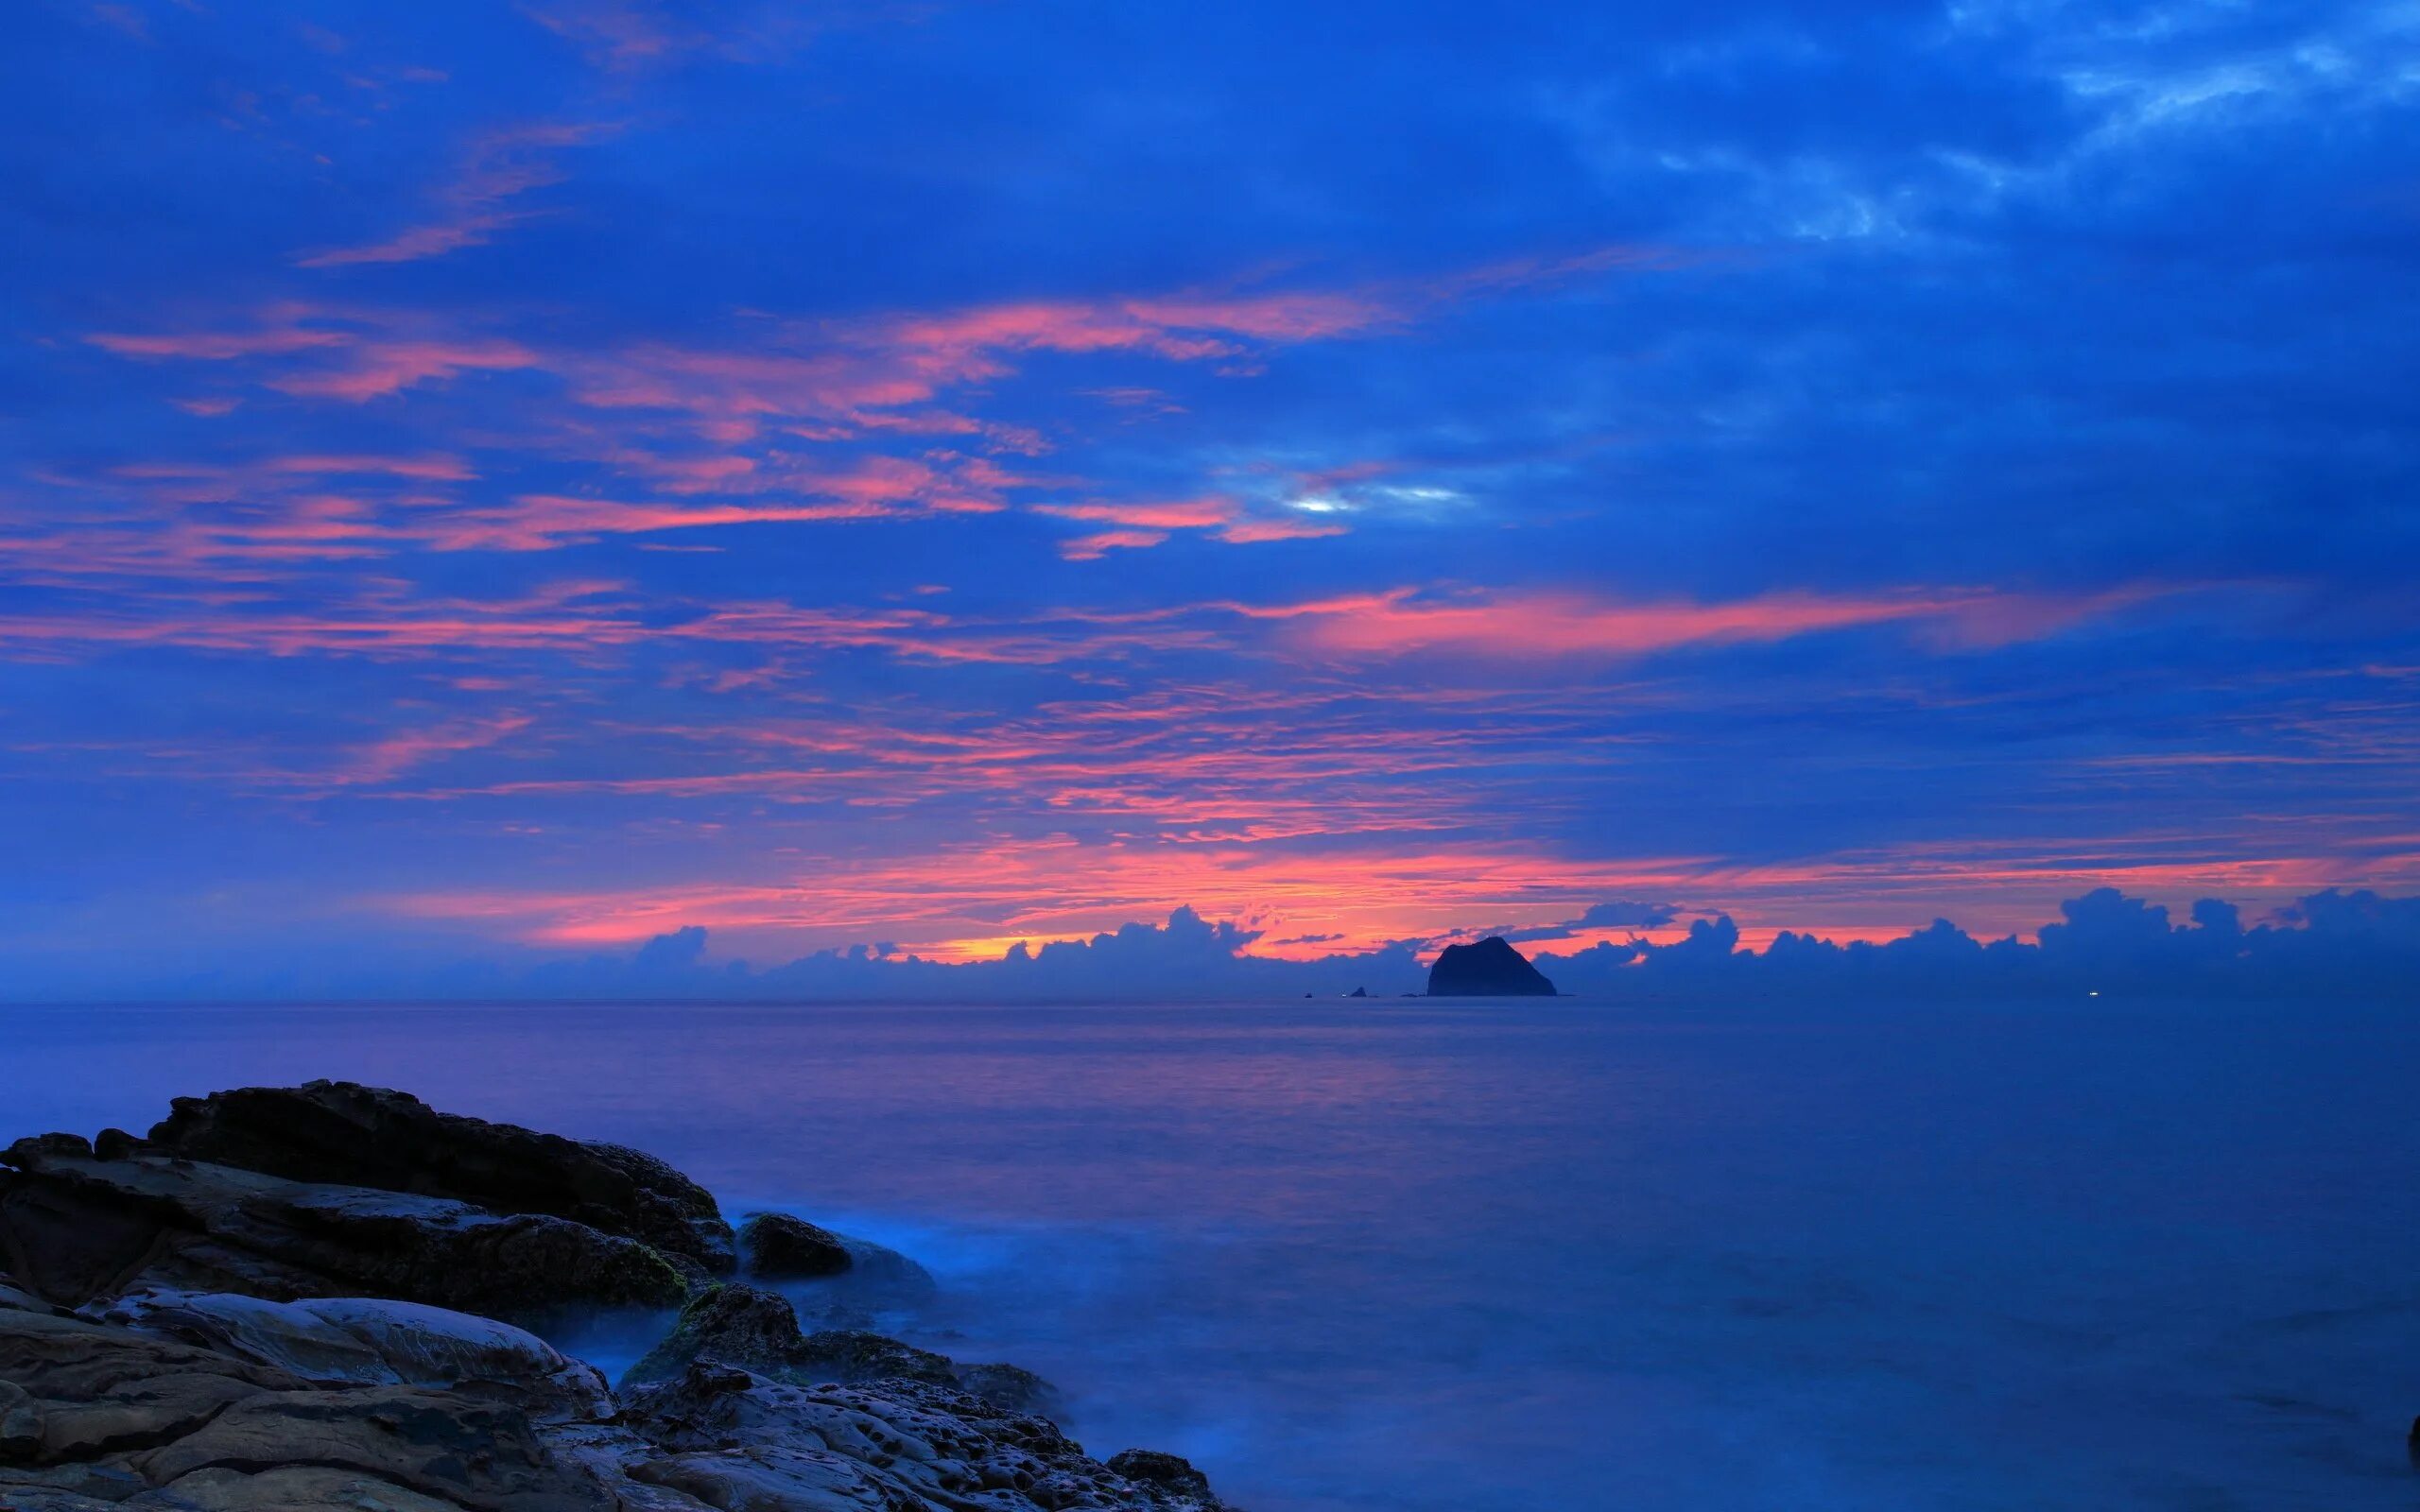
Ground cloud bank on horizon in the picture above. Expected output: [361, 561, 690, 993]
[2, 0, 2417, 998]
[30, 888, 2420, 1004]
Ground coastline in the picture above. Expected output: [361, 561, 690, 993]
[0, 1080, 1236, 1512]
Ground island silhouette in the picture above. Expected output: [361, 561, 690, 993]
[1426, 936, 1559, 996]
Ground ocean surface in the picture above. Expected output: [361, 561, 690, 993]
[4, 998, 2417, 1510]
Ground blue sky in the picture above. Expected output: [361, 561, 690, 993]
[3, 0, 2416, 996]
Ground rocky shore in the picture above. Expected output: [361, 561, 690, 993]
[0, 1081, 1235, 1511]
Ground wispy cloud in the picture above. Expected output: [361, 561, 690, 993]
[295, 123, 615, 268]
[1035, 496, 1346, 558]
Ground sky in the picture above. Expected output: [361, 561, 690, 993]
[3, 0, 2418, 999]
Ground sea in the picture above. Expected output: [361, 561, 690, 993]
[4, 997, 2416, 1510]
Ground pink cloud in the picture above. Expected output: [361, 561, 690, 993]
[1059, 528, 1169, 560]
[1119, 290, 1399, 342]
[1255, 586, 2143, 659]
[1036, 497, 1236, 530]
[1288, 589, 1955, 656]
[295, 122, 615, 269]
[270, 337, 540, 401]
[1033, 496, 1346, 555]
[262, 454, 477, 481]
[1217, 516, 1347, 545]
[326, 713, 533, 786]
[87, 305, 539, 403]
[90, 324, 342, 362]
[87, 242, 1692, 436]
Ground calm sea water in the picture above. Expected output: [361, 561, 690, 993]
[4, 998, 2417, 1510]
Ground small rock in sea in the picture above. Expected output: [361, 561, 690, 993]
[739, 1211, 854, 1278]
[1348, 986, 1368, 997]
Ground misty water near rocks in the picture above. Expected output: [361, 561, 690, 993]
[6, 997, 2417, 1511]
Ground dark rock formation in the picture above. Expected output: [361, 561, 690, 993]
[0, 1303, 632, 1510]
[93, 1292, 614, 1418]
[1426, 936, 1559, 996]
[0, 1088, 1236, 1511]
[621, 1283, 818, 1387]
[736, 1212, 851, 1279]
[1110, 1449, 1221, 1500]
[0, 1135, 685, 1321]
[621, 1282, 1063, 1417]
[618, 1360, 1234, 1511]
[0, 1289, 1226, 1511]
[147, 1081, 735, 1275]
[955, 1360, 1065, 1418]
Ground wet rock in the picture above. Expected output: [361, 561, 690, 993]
[735, 1224, 941, 1314]
[0, 1143, 684, 1320]
[625, 1361, 1236, 1510]
[126, 1385, 611, 1510]
[146, 1081, 735, 1275]
[1108, 1449, 1219, 1502]
[0, 1307, 298, 1463]
[0, 1461, 149, 1504]
[736, 1211, 852, 1280]
[625, 1440, 893, 1509]
[0, 1090, 1239, 1512]
[6, 1294, 1238, 1512]
[1, 1378, 43, 1460]
[98, 1292, 613, 1419]
[128, 1464, 473, 1509]
[622, 1283, 811, 1387]
[1425, 936, 1558, 996]
[0, 1486, 130, 1512]
[953, 1361, 1063, 1418]
[620, 1284, 1062, 1422]
[792, 1329, 959, 1389]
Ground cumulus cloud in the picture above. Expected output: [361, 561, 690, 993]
[1490, 898, 1682, 943]
[1531, 888, 2420, 1002]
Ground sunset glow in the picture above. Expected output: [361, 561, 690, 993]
[4, 0, 2415, 998]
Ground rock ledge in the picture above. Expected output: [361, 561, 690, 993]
[0, 1085, 1236, 1512]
